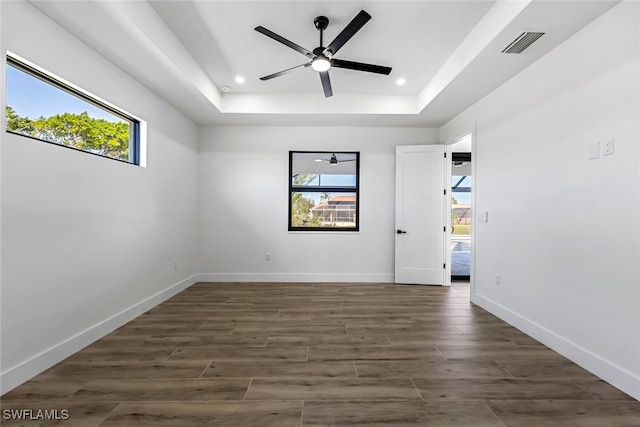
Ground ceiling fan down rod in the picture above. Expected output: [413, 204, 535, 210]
[314, 16, 329, 50]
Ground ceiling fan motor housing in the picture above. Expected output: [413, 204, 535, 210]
[314, 16, 329, 32]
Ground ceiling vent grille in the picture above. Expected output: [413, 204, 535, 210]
[502, 32, 545, 54]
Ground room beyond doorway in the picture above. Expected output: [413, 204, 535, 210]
[451, 151, 471, 282]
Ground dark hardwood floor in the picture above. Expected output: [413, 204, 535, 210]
[2, 282, 638, 426]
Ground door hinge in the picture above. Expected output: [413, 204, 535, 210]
[444, 189, 447, 195]
[444, 152, 447, 158]
[443, 226, 446, 232]
[443, 263, 446, 269]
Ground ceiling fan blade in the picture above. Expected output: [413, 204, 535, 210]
[260, 62, 311, 81]
[331, 59, 392, 75]
[255, 26, 314, 58]
[319, 71, 333, 97]
[325, 10, 371, 56]
[339, 159, 357, 162]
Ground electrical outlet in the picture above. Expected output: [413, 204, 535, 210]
[495, 274, 501, 285]
[265, 254, 271, 261]
[602, 139, 614, 156]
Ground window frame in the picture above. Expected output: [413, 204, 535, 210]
[288, 150, 360, 232]
[5, 53, 141, 165]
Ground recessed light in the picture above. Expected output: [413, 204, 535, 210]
[396, 78, 406, 86]
[235, 76, 245, 84]
[221, 86, 230, 92]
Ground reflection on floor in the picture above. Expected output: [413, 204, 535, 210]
[2, 281, 638, 426]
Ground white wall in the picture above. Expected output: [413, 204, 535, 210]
[198, 126, 438, 282]
[1, 1, 199, 393]
[440, 2, 640, 400]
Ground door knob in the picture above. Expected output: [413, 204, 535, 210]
[396, 229, 407, 234]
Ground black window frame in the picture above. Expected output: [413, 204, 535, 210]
[5, 54, 141, 166]
[288, 150, 360, 232]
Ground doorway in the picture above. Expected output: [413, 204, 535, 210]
[451, 152, 471, 281]
[446, 133, 473, 285]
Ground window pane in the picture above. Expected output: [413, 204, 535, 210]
[291, 152, 357, 188]
[451, 175, 471, 204]
[451, 174, 471, 276]
[6, 59, 138, 164]
[291, 192, 357, 228]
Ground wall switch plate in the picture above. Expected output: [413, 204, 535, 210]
[173, 260, 178, 270]
[602, 139, 614, 156]
[495, 274, 501, 285]
[265, 254, 271, 261]
[588, 142, 600, 160]
[477, 212, 488, 223]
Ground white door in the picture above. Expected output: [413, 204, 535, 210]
[395, 145, 446, 285]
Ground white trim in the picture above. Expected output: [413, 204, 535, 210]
[444, 144, 452, 287]
[470, 125, 477, 296]
[471, 292, 640, 401]
[0, 274, 198, 395]
[197, 273, 394, 283]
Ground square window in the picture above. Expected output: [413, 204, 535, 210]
[289, 151, 359, 231]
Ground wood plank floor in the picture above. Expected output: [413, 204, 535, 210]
[2, 282, 638, 426]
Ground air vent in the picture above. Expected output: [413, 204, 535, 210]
[502, 32, 545, 54]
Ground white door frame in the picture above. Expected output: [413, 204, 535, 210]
[445, 144, 453, 287]
[445, 130, 476, 293]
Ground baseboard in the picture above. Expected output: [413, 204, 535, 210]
[0, 274, 198, 395]
[470, 292, 640, 401]
[196, 272, 395, 283]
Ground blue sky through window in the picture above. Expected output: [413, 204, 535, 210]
[6, 64, 124, 123]
[452, 175, 471, 204]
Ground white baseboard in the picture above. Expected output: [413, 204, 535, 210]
[196, 272, 395, 283]
[0, 274, 198, 395]
[471, 292, 640, 401]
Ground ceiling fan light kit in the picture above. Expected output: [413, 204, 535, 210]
[311, 56, 331, 72]
[255, 10, 392, 98]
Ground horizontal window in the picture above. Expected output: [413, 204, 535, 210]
[5, 53, 141, 165]
[289, 151, 360, 231]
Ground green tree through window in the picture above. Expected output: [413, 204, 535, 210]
[6, 107, 130, 161]
[291, 174, 321, 227]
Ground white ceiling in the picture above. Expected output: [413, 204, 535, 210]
[29, 0, 619, 127]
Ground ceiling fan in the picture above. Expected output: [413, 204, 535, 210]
[255, 10, 392, 98]
[316, 153, 357, 165]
